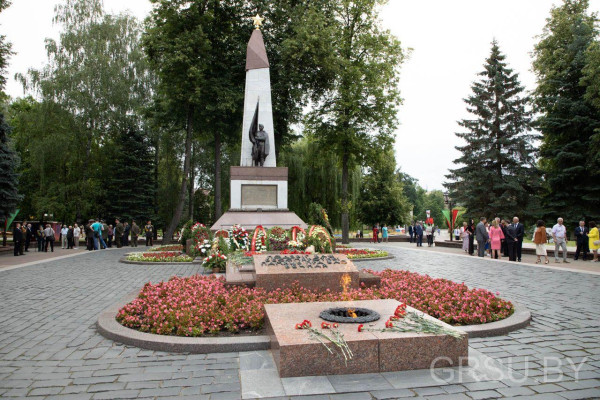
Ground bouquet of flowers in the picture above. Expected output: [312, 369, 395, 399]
[203, 252, 228, 272]
[229, 224, 249, 251]
[195, 239, 212, 255]
[287, 240, 304, 250]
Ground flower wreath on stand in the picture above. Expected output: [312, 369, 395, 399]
[307, 225, 333, 253]
[267, 226, 289, 251]
[291, 226, 306, 242]
[228, 224, 249, 251]
[195, 239, 212, 256]
[251, 225, 268, 252]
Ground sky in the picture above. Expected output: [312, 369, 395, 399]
[2, 0, 599, 191]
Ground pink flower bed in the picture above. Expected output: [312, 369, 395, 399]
[117, 270, 514, 336]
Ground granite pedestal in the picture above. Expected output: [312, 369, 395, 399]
[254, 254, 360, 292]
[265, 299, 468, 378]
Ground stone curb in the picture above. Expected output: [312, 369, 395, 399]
[456, 302, 531, 338]
[98, 291, 530, 353]
[118, 255, 203, 266]
[351, 255, 395, 263]
[96, 290, 271, 353]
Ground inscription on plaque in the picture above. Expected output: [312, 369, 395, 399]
[241, 184, 277, 207]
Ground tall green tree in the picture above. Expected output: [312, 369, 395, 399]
[280, 136, 361, 227]
[143, 0, 248, 242]
[304, 0, 404, 244]
[105, 126, 156, 222]
[533, 0, 600, 224]
[358, 150, 410, 227]
[17, 0, 151, 221]
[0, 0, 13, 100]
[0, 111, 21, 245]
[445, 41, 538, 219]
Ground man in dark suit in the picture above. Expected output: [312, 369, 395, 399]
[408, 224, 414, 243]
[512, 217, 525, 262]
[415, 222, 424, 247]
[24, 223, 33, 252]
[574, 220, 589, 261]
[475, 217, 489, 257]
[13, 223, 23, 256]
[504, 221, 518, 261]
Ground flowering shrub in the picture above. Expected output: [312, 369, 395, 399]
[117, 269, 514, 336]
[203, 252, 227, 272]
[126, 251, 193, 263]
[229, 224, 249, 251]
[268, 226, 289, 251]
[336, 248, 389, 259]
[148, 245, 184, 252]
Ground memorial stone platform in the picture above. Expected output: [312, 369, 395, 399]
[265, 299, 469, 378]
[253, 254, 360, 292]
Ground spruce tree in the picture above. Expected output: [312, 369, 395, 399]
[533, 0, 600, 224]
[445, 41, 538, 219]
[0, 112, 22, 244]
[106, 126, 156, 223]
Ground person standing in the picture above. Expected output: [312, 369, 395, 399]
[85, 220, 94, 250]
[381, 225, 388, 243]
[60, 224, 68, 249]
[44, 224, 55, 252]
[489, 220, 505, 260]
[24, 223, 33, 252]
[415, 222, 423, 247]
[453, 227, 460, 241]
[511, 217, 525, 262]
[425, 224, 433, 247]
[123, 222, 130, 246]
[408, 224, 414, 243]
[36, 225, 45, 252]
[500, 219, 508, 257]
[551, 217, 569, 263]
[101, 220, 109, 249]
[533, 220, 549, 264]
[66, 225, 73, 249]
[131, 221, 140, 247]
[467, 219, 475, 256]
[588, 221, 599, 262]
[574, 220, 589, 261]
[460, 221, 469, 252]
[13, 223, 23, 256]
[475, 217, 489, 257]
[371, 225, 378, 244]
[504, 221, 517, 262]
[73, 223, 81, 249]
[107, 224, 114, 248]
[115, 219, 124, 248]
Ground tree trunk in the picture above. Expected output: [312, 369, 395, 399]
[214, 130, 222, 220]
[163, 107, 194, 244]
[189, 143, 195, 221]
[153, 133, 160, 222]
[341, 151, 350, 244]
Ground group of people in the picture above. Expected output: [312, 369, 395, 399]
[408, 222, 438, 247]
[466, 217, 599, 263]
[82, 219, 154, 251]
[369, 225, 389, 243]
[11, 219, 155, 256]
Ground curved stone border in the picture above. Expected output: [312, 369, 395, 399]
[350, 255, 395, 262]
[457, 302, 531, 338]
[98, 290, 531, 353]
[97, 290, 270, 353]
[118, 255, 203, 266]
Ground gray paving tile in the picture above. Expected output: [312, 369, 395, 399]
[281, 375, 336, 396]
[328, 373, 394, 392]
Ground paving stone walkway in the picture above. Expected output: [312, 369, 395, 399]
[0, 245, 599, 399]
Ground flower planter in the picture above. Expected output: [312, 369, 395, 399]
[212, 267, 221, 274]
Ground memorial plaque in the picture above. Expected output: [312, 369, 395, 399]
[241, 184, 277, 207]
[253, 254, 359, 292]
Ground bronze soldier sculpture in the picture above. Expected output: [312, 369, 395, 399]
[249, 101, 270, 166]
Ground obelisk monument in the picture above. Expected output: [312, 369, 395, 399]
[240, 15, 276, 167]
[210, 16, 306, 231]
